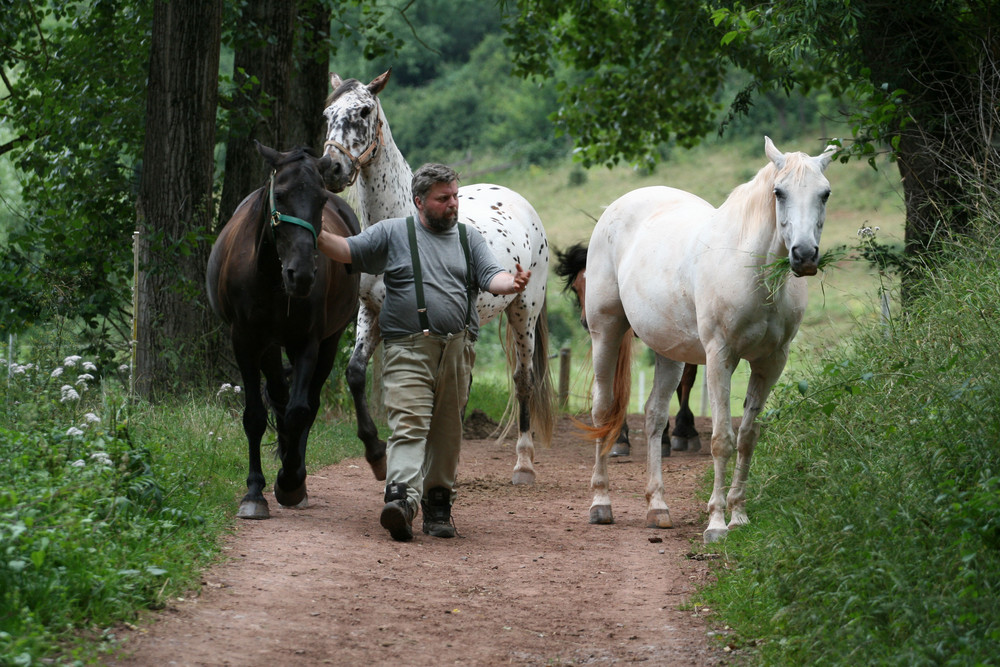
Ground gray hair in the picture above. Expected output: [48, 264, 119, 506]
[411, 163, 459, 202]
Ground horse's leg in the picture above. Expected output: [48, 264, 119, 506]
[346, 297, 387, 480]
[703, 346, 740, 543]
[671, 363, 701, 452]
[609, 340, 634, 458]
[273, 339, 323, 509]
[726, 354, 785, 530]
[234, 336, 271, 519]
[611, 421, 631, 457]
[644, 355, 683, 528]
[509, 301, 539, 486]
[588, 318, 631, 524]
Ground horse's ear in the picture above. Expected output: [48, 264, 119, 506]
[368, 68, 391, 96]
[330, 72, 342, 90]
[255, 140, 280, 167]
[817, 142, 838, 170]
[764, 136, 785, 170]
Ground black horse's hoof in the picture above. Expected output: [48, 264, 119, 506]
[609, 441, 630, 457]
[274, 480, 308, 508]
[671, 435, 701, 452]
[237, 498, 270, 519]
[368, 453, 387, 481]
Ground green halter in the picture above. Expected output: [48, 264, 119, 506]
[268, 170, 318, 248]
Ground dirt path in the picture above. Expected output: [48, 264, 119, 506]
[110, 415, 726, 666]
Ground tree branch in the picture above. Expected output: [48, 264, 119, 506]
[0, 134, 29, 157]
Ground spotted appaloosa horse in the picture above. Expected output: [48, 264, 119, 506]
[585, 137, 836, 542]
[322, 70, 553, 485]
[206, 143, 381, 519]
[553, 242, 700, 455]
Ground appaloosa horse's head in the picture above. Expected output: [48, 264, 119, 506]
[256, 142, 332, 298]
[321, 70, 391, 193]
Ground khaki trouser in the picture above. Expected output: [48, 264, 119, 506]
[382, 330, 476, 513]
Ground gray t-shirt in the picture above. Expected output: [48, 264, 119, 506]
[346, 217, 506, 339]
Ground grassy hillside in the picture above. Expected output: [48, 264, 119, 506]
[460, 135, 905, 419]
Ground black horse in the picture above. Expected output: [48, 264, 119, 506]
[553, 242, 701, 456]
[206, 142, 385, 519]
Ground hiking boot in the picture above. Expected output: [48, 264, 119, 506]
[421, 486, 456, 538]
[380, 482, 414, 541]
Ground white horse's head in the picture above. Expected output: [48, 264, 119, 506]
[764, 136, 835, 277]
[322, 69, 391, 192]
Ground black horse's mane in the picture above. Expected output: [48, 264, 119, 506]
[553, 242, 588, 294]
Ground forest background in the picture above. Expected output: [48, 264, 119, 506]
[2, 2, 999, 664]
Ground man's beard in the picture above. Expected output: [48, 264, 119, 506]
[425, 210, 458, 232]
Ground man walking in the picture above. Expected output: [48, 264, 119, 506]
[317, 163, 530, 540]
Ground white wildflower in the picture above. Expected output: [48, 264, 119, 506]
[66, 426, 84, 436]
[217, 383, 233, 396]
[51, 367, 65, 378]
[76, 373, 95, 386]
[71, 459, 86, 467]
[63, 355, 82, 367]
[118, 363, 129, 373]
[90, 451, 113, 467]
[84, 412, 101, 424]
[11, 364, 26, 375]
[82, 361, 97, 371]
[857, 225, 881, 240]
[233, 386, 242, 394]
[60, 385, 81, 403]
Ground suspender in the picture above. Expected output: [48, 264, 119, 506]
[406, 216, 474, 335]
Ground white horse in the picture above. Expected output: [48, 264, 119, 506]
[322, 70, 553, 485]
[585, 137, 835, 543]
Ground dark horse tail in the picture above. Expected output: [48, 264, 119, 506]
[582, 332, 633, 456]
[553, 242, 588, 295]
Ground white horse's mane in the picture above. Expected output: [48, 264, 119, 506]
[724, 152, 813, 246]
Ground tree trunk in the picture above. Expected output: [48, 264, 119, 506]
[287, 0, 332, 152]
[855, 1, 985, 302]
[134, 0, 222, 399]
[217, 0, 297, 227]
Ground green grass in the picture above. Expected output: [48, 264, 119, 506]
[691, 230, 1000, 664]
[0, 354, 363, 664]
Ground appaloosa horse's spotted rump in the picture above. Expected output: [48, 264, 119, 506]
[323, 70, 553, 486]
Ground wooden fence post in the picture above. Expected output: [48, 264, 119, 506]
[558, 347, 571, 409]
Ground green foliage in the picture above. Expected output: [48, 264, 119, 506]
[369, 33, 568, 168]
[506, 0, 728, 168]
[694, 228, 1000, 664]
[1, 1, 150, 350]
[0, 344, 362, 663]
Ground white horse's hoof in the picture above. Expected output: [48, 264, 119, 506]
[645, 509, 673, 529]
[589, 505, 614, 524]
[511, 470, 536, 486]
[703, 527, 728, 543]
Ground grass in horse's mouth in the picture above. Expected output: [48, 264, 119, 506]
[759, 245, 848, 299]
